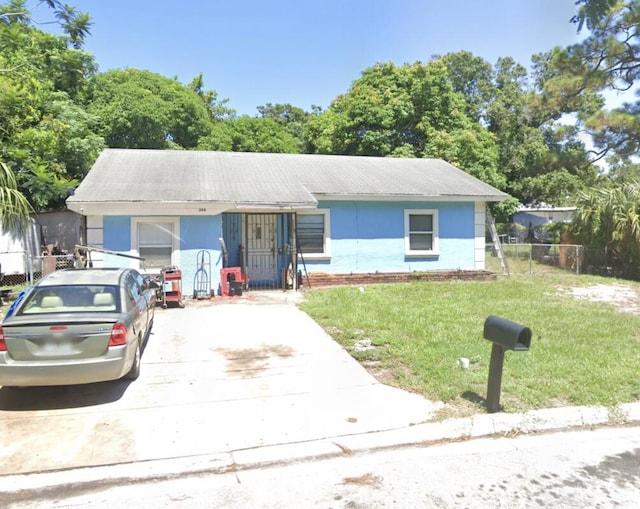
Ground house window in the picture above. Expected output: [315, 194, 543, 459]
[132, 218, 179, 270]
[296, 210, 330, 259]
[405, 209, 439, 256]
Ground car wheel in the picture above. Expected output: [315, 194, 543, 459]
[125, 340, 141, 381]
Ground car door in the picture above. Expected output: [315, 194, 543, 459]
[123, 272, 146, 340]
[132, 269, 154, 332]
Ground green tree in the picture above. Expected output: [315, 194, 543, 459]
[439, 51, 599, 207]
[608, 161, 640, 183]
[540, 0, 640, 166]
[197, 122, 233, 151]
[199, 116, 299, 153]
[536, 0, 640, 282]
[306, 61, 505, 190]
[6, 91, 104, 209]
[572, 180, 640, 279]
[571, 0, 638, 91]
[307, 62, 427, 157]
[0, 0, 103, 210]
[437, 51, 494, 123]
[257, 103, 311, 152]
[53, 1, 91, 49]
[87, 69, 212, 149]
[187, 73, 235, 121]
[491, 57, 598, 206]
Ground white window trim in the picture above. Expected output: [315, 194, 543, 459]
[404, 209, 439, 257]
[297, 209, 331, 260]
[131, 217, 180, 272]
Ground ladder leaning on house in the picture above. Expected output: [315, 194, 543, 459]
[486, 207, 510, 276]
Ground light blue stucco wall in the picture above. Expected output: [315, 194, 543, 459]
[101, 215, 222, 298]
[102, 216, 131, 267]
[99, 201, 476, 295]
[179, 216, 223, 297]
[303, 201, 477, 274]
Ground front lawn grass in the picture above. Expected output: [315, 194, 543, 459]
[299, 274, 640, 417]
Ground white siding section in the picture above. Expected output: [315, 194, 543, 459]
[474, 203, 486, 270]
[85, 216, 104, 266]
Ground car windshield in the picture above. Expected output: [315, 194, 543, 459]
[18, 285, 121, 315]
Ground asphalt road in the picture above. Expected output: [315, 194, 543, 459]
[6, 424, 640, 508]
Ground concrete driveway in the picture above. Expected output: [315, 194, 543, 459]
[0, 293, 442, 476]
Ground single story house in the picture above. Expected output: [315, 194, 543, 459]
[512, 206, 576, 228]
[66, 149, 508, 296]
[510, 205, 577, 243]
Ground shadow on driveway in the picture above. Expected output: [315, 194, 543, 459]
[0, 380, 131, 411]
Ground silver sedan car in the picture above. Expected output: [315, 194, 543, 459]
[0, 268, 157, 387]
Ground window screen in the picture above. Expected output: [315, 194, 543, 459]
[408, 214, 433, 251]
[138, 222, 173, 269]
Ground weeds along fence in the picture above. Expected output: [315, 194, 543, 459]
[486, 243, 584, 276]
[0, 254, 76, 288]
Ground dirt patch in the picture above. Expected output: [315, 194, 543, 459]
[561, 283, 640, 314]
[360, 360, 398, 386]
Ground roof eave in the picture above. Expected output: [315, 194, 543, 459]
[66, 200, 235, 216]
[311, 193, 508, 202]
[232, 201, 319, 211]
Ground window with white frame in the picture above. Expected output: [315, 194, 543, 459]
[133, 218, 179, 270]
[296, 210, 330, 258]
[404, 209, 439, 256]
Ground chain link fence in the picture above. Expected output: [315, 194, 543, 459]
[486, 243, 584, 276]
[0, 254, 77, 289]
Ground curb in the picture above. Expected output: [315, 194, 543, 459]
[2, 402, 639, 502]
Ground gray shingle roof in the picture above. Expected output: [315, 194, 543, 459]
[67, 149, 508, 209]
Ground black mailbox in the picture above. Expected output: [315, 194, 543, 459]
[482, 315, 532, 413]
[483, 315, 531, 351]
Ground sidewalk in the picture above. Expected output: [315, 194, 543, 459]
[3, 400, 640, 498]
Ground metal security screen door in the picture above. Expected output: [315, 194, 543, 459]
[246, 214, 277, 285]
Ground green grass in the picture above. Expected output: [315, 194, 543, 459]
[300, 274, 640, 417]
[0, 284, 27, 314]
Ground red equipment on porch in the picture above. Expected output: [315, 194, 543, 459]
[220, 267, 248, 296]
[159, 266, 184, 308]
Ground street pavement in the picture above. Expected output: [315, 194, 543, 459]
[1, 291, 639, 497]
[7, 425, 640, 508]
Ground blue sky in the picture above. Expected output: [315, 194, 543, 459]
[36, 0, 585, 115]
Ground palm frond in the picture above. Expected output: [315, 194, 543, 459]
[0, 162, 34, 237]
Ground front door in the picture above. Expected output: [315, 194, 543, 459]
[246, 214, 277, 284]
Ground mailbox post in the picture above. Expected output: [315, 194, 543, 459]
[483, 316, 532, 413]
